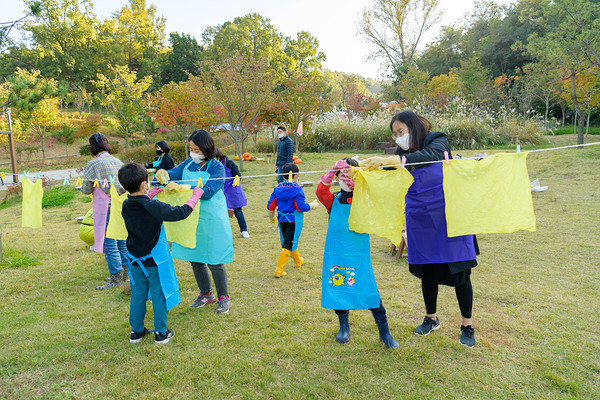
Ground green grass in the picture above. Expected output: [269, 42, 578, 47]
[0, 137, 599, 399]
[549, 125, 600, 135]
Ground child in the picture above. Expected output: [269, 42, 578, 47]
[215, 149, 249, 238]
[316, 158, 399, 349]
[118, 162, 202, 344]
[267, 162, 319, 277]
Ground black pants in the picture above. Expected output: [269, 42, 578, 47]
[279, 221, 295, 251]
[422, 276, 473, 318]
[334, 300, 388, 325]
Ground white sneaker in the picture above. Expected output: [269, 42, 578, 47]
[241, 231, 250, 238]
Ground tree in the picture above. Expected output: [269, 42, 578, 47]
[50, 123, 76, 155]
[522, 61, 564, 121]
[160, 32, 204, 84]
[393, 65, 430, 105]
[95, 65, 152, 147]
[358, 0, 442, 75]
[417, 26, 465, 76]
[198, 53, 274, 170]
[283, 31, 326, 75]
[426, 69, 461, 110]
[5, 68, 61, 159]
[0, 1, 42, 48]
[456, 58, 494, 107]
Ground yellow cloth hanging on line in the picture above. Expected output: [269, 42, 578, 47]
[348, 167, 414, 246]
[156, 189, 200, 248]
[22, 177, 43, 228]
[443, 152, 536, 237]
[105, 185, 128, 240]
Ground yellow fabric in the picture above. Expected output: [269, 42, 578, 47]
[21, 177, 43, 228]
[105, 185, 128, 240]
[443, 152, 536, 237]
[348, 167, 414, 246]
[79, 208, 95, 246]
[156, 189, 200, 248]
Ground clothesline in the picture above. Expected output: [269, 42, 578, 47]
[7, 141, 600, 184]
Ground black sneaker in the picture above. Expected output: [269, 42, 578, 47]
[129, 328, 152, 343]
[459, 325, 476, 348]
[155, 329, 175, 344]
[414, 316, 440, 336]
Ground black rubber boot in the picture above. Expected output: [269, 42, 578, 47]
[336, 311, 350, 343]
[376, 321, 399, 349]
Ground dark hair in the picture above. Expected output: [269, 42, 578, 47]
[389, 110, 432, 152]
[118, 163, 148, 193]
[277, 126, 286, 132]
[188, 129, 216, 160]
[281, 162, 299, 176]
[214, 148, 224, 162]
[155, 140, 170, 154]
[89, 133, 111, 156]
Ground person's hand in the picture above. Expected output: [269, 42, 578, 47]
[309, 200, 320, 210]
[146, 186, 162, 199]
[155, 169, 169, 185]
[164, 181, 182, 193]
[185, 186, 204, 209]
[347, 167, 357, 180]
[360, 155, 401, 171]
[268, 210, 277, 224]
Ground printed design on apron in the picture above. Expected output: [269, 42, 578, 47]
[329, 266, 357, 287]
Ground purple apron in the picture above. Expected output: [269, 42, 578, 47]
[406, 163, 476, 264]
[222, 160, 247, 209]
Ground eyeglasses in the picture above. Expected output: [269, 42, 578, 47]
[392, 128, 408, 138]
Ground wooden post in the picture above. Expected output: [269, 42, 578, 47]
[6, 109, 19, 184]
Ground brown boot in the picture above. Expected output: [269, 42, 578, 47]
[96, 273, 122, 290]
[274, 249, 291, 277]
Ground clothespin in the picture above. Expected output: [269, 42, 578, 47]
[102, 179, 108, 188]
[516, 145, 521, 154]
[233, 175, 240, 187]
[76, 177, 82, 186]
[443, 151, 450, 165]
[93, 178, 99, 187]
[109, 176, 116, 186]
[63, 177, 70, 186]
[24, 171, 30, 179]
[36, 172, 41, 179]
[288, 171, 293, 183]
[401, 156, 407, 169]
[197, 177, 203, 188]
[1, 172, 6, 180]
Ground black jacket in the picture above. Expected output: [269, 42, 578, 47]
[396, 131, 451, 171]
[276, 135, 294, 166]
[146, 153, 175, 171]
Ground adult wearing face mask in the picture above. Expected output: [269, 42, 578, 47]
[145, 141, 174, 171]
[275, 126, 294, 183]
[360, 110, 479, 348]
[154, 130, 234, 314]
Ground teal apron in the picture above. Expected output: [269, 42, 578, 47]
[171, 159, 234, 264]
[321, 196, 381, 310]
[278, 210, 304, 251]
[152, 156, 163, 168]
[127, 227, 181, 311]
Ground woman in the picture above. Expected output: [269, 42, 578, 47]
[361, 110, 478, 348]
[145, 140, 175, 171]
[154, 130, 233, 314]
[215, 149, 249, 238]
[81, 132, 129, 291]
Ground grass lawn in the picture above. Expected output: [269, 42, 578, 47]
[0, 136, 599, 399]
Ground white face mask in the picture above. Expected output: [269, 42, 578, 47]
[395, 134, 410, 151]
[190, 151, 205, 164]
[339, 180, 351, 193]
[277, 133, 286, 139]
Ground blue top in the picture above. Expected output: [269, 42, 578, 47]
[164, 158, 225, 200]
[267, 181, 311, 223]
[276, 136, 294, 166]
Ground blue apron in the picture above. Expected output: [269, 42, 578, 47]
[278, 210, 304, 251]
[171, 159, 234, 264]
[405, 163, 476, 264]
[152, 156, 163, 168]
[321, 196, 381, 310]
[127, 227, 181, 311]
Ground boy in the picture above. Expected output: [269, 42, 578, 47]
[267, 162, 319, 277]
[118, 163, 202, 344]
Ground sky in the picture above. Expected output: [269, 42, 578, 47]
[3, 0, 516, 80]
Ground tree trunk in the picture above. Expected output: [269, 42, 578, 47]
[40, 132, 46, 160]
[586, 109, 590, 136]
[569, 72, 584, 146]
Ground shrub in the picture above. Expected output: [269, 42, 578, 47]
[76, 114, 105, 138]
[118, 141, 188, 165]
[79, 140, 121, 156]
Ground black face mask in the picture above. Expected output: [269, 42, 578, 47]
[156, 149, 162, 155]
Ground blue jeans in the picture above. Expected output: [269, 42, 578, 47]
[103, 207, 128, 275]
[233, 207, 247, 232]
[129, 263, 168, 335]
[277, 166, 284, 183]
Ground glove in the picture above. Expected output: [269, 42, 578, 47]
[360, 155, 401, 171]
[155, 169, 169, 185]
[321, 159, 350, 185]
[184, 186, 204, 209]
[146, 186, 162, 199]
[309, 200, 320, 210]
[268, 209, 277, 224]
[164, 181, 182, 193]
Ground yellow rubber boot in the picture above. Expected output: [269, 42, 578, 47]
[274, 249, 291, 278]
[291, 249, 304, 269]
